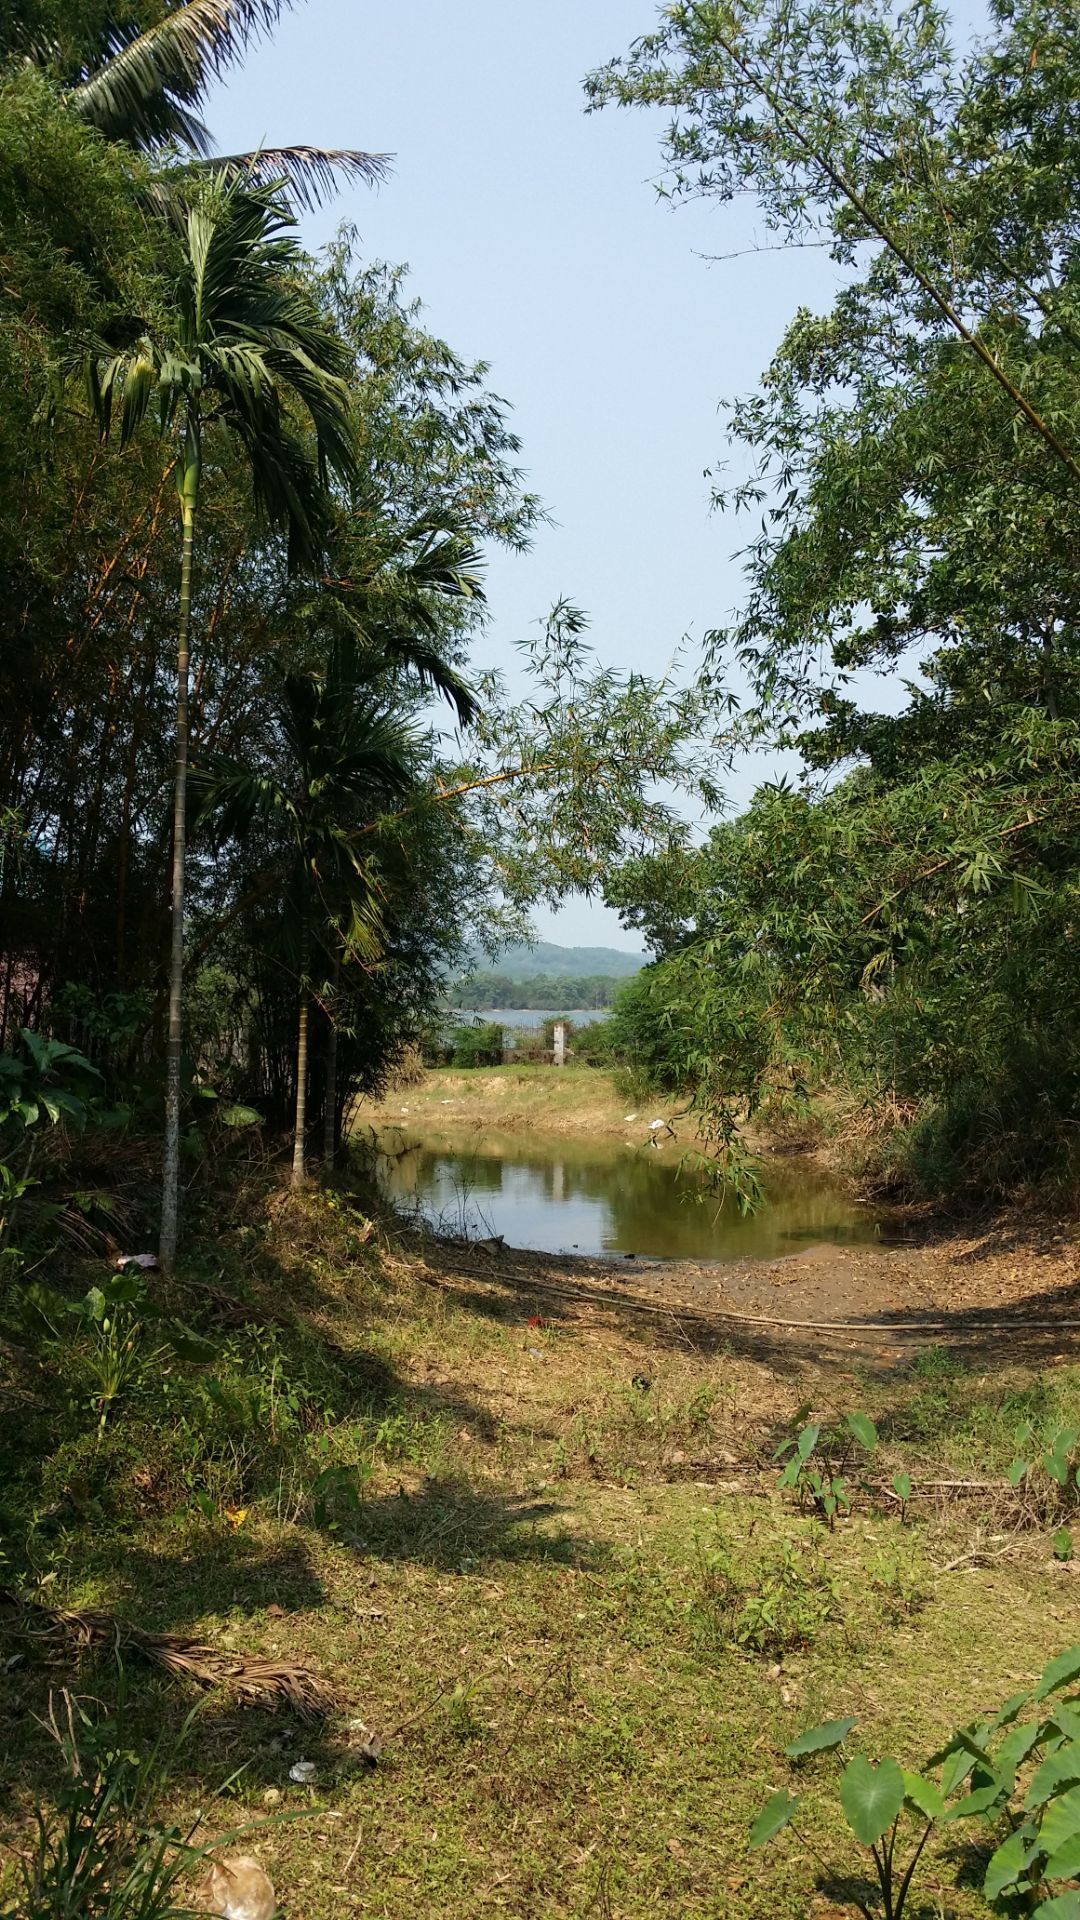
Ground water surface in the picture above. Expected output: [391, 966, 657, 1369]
[370, 1126, 881, 1262]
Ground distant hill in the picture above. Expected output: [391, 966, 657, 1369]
[463, 941, 644, 982]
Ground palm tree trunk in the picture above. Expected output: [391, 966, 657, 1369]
[292, 920, 311, 1188]
[323, 947, 340, 1168]
[159, 421, 200, 1272]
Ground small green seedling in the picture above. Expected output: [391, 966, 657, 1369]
[774, 1412, 879, 1527]
[751, 1642, 1080, 1918]
[892, 1472, 913, 1523]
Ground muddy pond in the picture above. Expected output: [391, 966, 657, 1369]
[368, 1125, 883, 1262]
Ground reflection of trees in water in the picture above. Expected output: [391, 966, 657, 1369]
[377, 1135, 878, 1259]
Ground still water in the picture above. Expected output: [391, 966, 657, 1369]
[371, 1127, 882, 1262]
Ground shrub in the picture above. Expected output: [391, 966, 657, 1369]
[449, 1022, 504, 1067]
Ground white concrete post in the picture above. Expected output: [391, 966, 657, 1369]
[553, 1020, 567, 1067]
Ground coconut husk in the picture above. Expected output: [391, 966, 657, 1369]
[0, 1589, 334, 1720]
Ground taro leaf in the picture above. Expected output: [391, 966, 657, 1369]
[1046, 1454, 1070, 1487]
[840, 1754, 905, 1847]
[1009, 1457, 1030, 1486]
[1037, 1783, 1080, 1857]
[749, 1788, 801, 1849]
[945, 1780, 1009, 1822]
[1026, 1744, 1080, 1809]
[1036, 1647, 1080, 1701]
[1031, 1895, 1080, 1919]
[778, 1458, 802, 1490]
[103, 1272, 147, 1306]
[219, 1104, 263, 1128]
[1045, 1833, 1080, 1883]
[997, 1719, 1044, 1787]
[1051, 1705, 1080, 1743]
[990, 1690, 1034, 1733]
[165, 1323, 217, 1365]
[796, 1424, 820, 1461]
[846, 1412, 878, 1451]
[785, 1718, 857, 1759]
[893, 1472, 913, 1501]
[934, 1725, 994, 1798]
[82, 1286, 107, 1323]
[1055, 1529, 1075, 1564]
[984, 1825, 1039, 1902]
[902, 1771, 946, 1822]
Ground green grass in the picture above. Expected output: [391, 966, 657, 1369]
[2, 1173, 1080, 1916]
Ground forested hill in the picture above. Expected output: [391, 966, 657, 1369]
[452, 942, 644, 1010]
[461, 942, 644, 980]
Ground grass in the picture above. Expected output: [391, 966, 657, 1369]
[3, 1166, 1080, 1916]
[353, 1064, 686, 1142]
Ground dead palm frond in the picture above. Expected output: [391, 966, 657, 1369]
[2, 1589, 336, 1720]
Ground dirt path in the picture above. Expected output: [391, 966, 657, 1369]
[410, 1216, 1080, 1373]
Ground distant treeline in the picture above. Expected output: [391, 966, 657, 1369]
[451, 973, 623, 1010]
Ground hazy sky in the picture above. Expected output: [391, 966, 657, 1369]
[206, 1, 976, 952]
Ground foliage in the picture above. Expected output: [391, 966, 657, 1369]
[17, 1270, 215, 1430]
[693, 1527, 840, 1658]
[775, 1412, 879, 1527]
[590, 0, 1080, 1203]
[753, 1645, 1080, 1917]
[1, 1687, 253, 1920]
[0, 1031, 101, 1138]
[449, 1022, 505, 1069]
[451, 971, 626, 1011]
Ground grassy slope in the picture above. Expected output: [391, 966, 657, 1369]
[3, 1174, 1080, 1917]
[355, 1065, 685, 1141]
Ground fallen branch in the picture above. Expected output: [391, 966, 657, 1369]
[0, 1590, 335, 1721]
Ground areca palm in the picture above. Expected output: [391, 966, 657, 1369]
[4, 1, 389, 209]
[193, 648, 420, 1184]
[88, 169, 358, 1264]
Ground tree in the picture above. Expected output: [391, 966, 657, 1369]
[585, 0, 1080, 1200]
[87, 170, 357, 1261]
[193, 641, 421, 1184]
[2, 0, 389, 209]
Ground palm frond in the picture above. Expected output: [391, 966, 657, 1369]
[67, 0, 292, 153]
[213, 145, 392, 213]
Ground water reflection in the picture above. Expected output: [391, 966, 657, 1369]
[371, 1127, 881, 1261]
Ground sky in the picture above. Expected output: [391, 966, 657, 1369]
[205, 0, 974, 952]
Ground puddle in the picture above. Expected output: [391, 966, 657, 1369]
[367, 1126, 883, 1262]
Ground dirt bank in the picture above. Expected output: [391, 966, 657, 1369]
[400, 1202, 1080, 1373]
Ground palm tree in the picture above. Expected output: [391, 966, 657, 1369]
[88, 170, 358, 1265]
[3, 1, 389, 209]
[192, 644, 420, 1184]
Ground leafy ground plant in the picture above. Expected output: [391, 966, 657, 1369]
[775, 1412, 883, 1526]
[0, 1689, 259, 1919]
[752, 1642, 1080, 1917]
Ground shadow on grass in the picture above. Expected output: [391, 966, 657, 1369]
[343, 1473, 600, 1574]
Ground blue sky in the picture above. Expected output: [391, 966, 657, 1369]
[206, 0, 977, 951]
